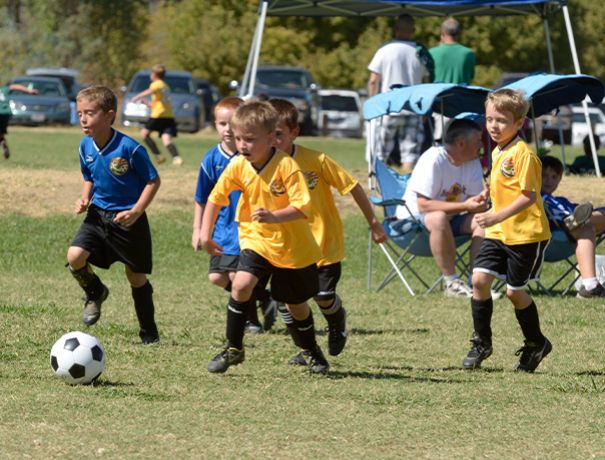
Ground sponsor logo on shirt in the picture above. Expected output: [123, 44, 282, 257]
[304, 171, 319, 190]
[500, 156, 515, 178]
[109, 157, 129, 176]
[270, 178, 286, 196]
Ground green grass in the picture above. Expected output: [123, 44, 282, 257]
[1, 129, 605, 459]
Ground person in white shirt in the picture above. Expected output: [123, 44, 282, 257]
[395, 118, 488, 297]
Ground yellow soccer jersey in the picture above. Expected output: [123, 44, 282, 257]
[209, 149, 321, 269]
[486, 138, 551, 245]
[149, 80, 174, 119]
[292, 144, 358, 266]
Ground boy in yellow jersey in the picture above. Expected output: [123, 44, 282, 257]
[201, 100, 328, 374]
[130, 64, 183, 166]
[269, 98, 387, 365]
[462, 89, 552, 373]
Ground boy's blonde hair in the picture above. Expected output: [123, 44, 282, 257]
[76, 85, 117, 124]
[485, 88, 529, 121]
[269, 98, 299, 130]
[151, 64, 166, 79]
[214, 96, 244, 118]
[231, 100, 278, 133]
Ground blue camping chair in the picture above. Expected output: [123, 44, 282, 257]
[369, 159, 471, 295]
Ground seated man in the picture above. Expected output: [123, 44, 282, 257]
[395, 118, 488, 297]
[541, 155, 605, 298]
[570, 133, 605, 175]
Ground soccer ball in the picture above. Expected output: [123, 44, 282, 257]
[50, 331, 106, 384]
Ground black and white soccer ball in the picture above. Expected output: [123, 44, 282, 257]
[50, 331, 105, 384]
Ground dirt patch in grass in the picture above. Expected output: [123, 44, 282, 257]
[1, 166, 603, 218]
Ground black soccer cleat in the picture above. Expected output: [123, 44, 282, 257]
[514, 337, 552, 373]
[328, 308, 347, 356]
[288, 350, 311, 366]
[307, 345, 330, 374]
[564, 202, 593, 232]
[82, 284, 109, 326]
[462, 333, 493, 369]
[207, 347, 245, 373]
[139, 326, 160, 344]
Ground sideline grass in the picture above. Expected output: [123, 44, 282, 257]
[1, 129, 605, 459]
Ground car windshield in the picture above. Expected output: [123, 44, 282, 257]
[321, 95, 358, 112]
[130, 75, 194, 94]
[11, 79, 66, 97]
[572, 112, 603, 124]
[256, 70, 309, 89]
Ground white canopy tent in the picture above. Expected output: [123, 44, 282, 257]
[240, 0, 600, 176]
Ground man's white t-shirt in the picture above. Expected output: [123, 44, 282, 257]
[396, 145, 484, 220]
[368, 40, 424, 94]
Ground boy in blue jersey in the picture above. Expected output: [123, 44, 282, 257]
[67, 86, 162, 344]
[192, 97, 274, 332]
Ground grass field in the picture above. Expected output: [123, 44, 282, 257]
[1, 127, 605, 459]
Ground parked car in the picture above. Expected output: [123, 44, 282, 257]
[26, 67, 82, 101]
[318, 89, 363, 138]
[193, 78, 221, 124]
[540, 105, 572, 145]
[570, 106, 605, 146]
[8, 76, 71, 125]
[234, 65, 320, 135]
[120, 70, 204, 133]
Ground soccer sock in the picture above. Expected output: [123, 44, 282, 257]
[143, 137, 161, 156]
[131, 281, 158, 336]
[278, 303, 302, 347]
[226, 297, 252, 350]
[471, 297, 493, 343]
[514, 302, 545, 345]
[445, 274, 459, 286]
[69, 264, 104, 299]
[582, 277, 599, 291]
[166, 143, 179, 159]
[291, 310, 317, 351]
[252, 285, 271, 303]
[223, 281, 232, 292]
[317, 295, 344, 328]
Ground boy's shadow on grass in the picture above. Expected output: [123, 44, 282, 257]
[92, 380, 135, 388]
[327, 365, 505, 382]
[343, 327, 431, 336]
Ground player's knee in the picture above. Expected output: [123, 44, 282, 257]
[208, 272, 229, 289]
[66, 246, 87, 268]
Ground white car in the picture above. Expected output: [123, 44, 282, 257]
[571, 106, 605, 146]
[318, 89, 363, 138]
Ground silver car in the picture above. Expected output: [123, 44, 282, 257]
[120, 70, 204, 133]
[8, 76, 71, 125]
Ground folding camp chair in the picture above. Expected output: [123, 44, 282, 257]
[368, 159, 471, 296]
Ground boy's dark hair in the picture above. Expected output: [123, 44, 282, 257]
[443, 118, 481, 146]
[541, 155, 564, 177]
[583, 133, 601, 157]
[214, 96, 244, 118]
[269, 98, 298, 130]
[76, 86, 117, 124]
[231, 100, 278, 134]
[485, 88, 529, 121]
[151, 64, 166, 79]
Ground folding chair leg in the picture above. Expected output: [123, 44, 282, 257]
[378, 242, 415, 296]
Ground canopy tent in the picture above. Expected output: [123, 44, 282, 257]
[242, 0, 598, 173]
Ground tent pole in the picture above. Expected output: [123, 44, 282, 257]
[244, 1, 268, 98]
[543, 16, 567, 168]
[367, 118, 377, 290]
[530, 103, 540, 156]
[562, 4, 601, 177]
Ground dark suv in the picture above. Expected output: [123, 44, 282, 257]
[252, 65, 321, 135]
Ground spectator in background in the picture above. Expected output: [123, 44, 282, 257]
[367, 13, 434, 172]
[570, 131, 605, 175]
[0, 83, 38, 159]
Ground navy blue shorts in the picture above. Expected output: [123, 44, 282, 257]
[237, 249, 318, 304]
[473, 238, 549, 290]
[71, 205, 153, 274]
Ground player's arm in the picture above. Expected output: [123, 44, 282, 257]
[200, 201, 224, 255]
[417, 193, 486, 215]
[74, 180, 93, 214]
[9, 83, 38, 95]
[350, 183, 387, 243]
[251, 205, 305, 223]
[113, 177, 161, 227]
[192, 201, 206, 251]
[475, 190, 535, 229]
[367, 72, 381, 97]
[130, 87, 154, 103]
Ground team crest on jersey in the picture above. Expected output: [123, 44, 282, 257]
[445, 183, 464, 202]
[109, 157, 129, 176]
[304, 171, 319, 190]
[500, 156, 515, 178]
[270, 178, 286, 196]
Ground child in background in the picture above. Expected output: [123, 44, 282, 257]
[130, 64, 183, 166]
[463, 89, 552, 372]
[269, 98, 387, 365]
[201, 100, 328, 374]
[0, 82, 38, 159]
[67, 86, 161, 343]
[192, 97, 274, 332]
[541, 155, 605, 298]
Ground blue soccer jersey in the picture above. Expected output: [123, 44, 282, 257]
[541, 192, 577, 227]
[194, 144, 240, 255]
[79, 129, 158, 211]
